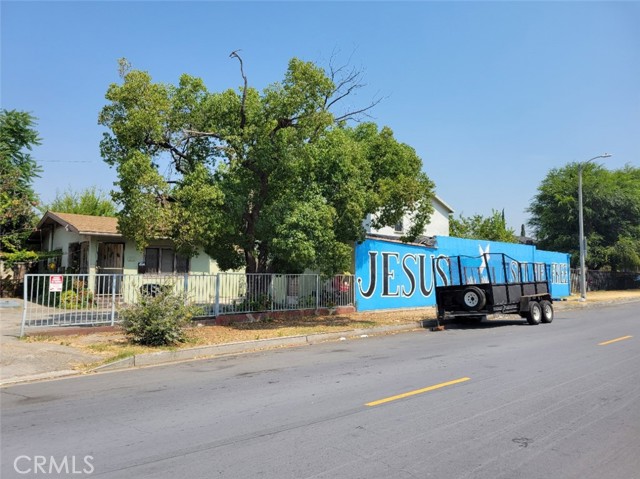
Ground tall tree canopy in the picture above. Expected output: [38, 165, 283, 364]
[42, 186, 117, 217]
[449, 209, 517, 243]
[99, 55, 434, 274]
[0, 109, 42, 255]
[528, 163, 640, 271]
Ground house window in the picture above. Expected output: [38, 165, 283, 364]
[394, 220, 404, 233]
[68, 242, 89, 273]
[144, 248, 189, 274]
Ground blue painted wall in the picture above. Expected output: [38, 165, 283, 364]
[354, 236, 571, 311]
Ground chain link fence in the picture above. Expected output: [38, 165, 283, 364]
[570, 269, 640, 293]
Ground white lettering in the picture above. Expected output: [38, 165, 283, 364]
[13, 455, 96, 475]
[551, 263, 569, 284]
[14, 456, 32, 474]
[83, 456, 95, 474]
[49, 455, 69, 474]
[34, 456, 47, 474]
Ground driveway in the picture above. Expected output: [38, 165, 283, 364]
[0, 299, 103, 384]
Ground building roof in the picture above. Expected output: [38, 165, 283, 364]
[433, 195, 455, 214]
[366, 233, 437, 248]
[36, 211, 120, 236]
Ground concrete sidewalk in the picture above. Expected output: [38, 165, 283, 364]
[2, 292, 639, 386]
[1, 299, 105, 385]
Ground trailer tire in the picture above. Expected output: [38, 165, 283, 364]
[459, 286, 486, 312]
[526, 301, 542, 325]
[540, 300, 554, 323]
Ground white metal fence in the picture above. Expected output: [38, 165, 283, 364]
[20, 273, 354, 335]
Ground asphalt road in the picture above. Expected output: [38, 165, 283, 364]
[2, 302, 639, 479]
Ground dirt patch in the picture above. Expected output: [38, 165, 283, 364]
[190, 308, 433, 342]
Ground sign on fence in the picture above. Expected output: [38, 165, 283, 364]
[49, 275, 63, 293]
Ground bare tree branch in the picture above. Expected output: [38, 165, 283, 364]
[327, 47, 358, 83]
[326, 81, 361, 111]
[323, 54, 383, 123]
[145, 137, 189, 161]
[334, 96, 383, 123]
[230, 50, 248, 130]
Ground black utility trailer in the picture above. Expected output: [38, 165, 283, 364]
[433, 253, 554, 325]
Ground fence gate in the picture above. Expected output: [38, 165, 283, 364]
[20, 274, 120, 336]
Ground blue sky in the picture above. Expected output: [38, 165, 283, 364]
[2, 1, 639, 234]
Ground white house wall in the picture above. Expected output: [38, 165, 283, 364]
[428, 200, 452, 236]
[191, 249, 215, 274]
[48, 226, 79, 268]
[365, 197, 452, 238]
[121, 238, 142, 274]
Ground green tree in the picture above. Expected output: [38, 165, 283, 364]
[528, 163, 640, 271]
[449, 209, 517, 243]
[42, 186, 117, 217]
[0, 109, 42, 255]
[99, 55, 435, 275]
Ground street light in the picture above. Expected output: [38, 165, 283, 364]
[578, 153, 612, 301]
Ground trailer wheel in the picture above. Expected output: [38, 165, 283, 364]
[526, 301, 542, 325]
[459, 286, 486, 311]
[540, 300, 554, 323]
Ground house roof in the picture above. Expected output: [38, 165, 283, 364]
[366, 233, 437, 248]
[433, 195, 455, 214]
[37, 211, 120, 236]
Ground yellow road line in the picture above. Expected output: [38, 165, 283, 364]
[365, 377, 471, 407]
[598, 335, 633, 346]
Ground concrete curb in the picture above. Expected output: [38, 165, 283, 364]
[92, 322, 421, 372]
[0, 370, 80, 386]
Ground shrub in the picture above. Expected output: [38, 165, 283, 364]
[233, 294, 272, 312]
[59, 288, 94, 309]
[119, 290, 202, 346]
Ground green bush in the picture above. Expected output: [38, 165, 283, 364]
[59, 288, 94, 309]
[233, 294, 272, 312]
[119, 290, 202, 346]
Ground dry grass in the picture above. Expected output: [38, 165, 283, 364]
[25, 308, 436, 364]
[563, 290, 640, 302]
[188, 308, 434, 344]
